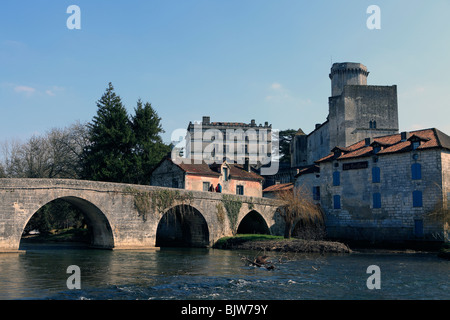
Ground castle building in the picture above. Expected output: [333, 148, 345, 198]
[291, 62, 399, 168]
[185, 116, 272, 167]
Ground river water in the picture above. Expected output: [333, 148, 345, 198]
[0, 242, 448, 300]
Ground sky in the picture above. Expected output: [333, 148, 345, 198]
[1, 0, 450, 145]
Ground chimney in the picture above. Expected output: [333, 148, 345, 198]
[401, 131, 409, 141]
[202, 116, 210, 124]
[250, 119, 256, 126]
[365, 137, 371, 146]
[244, 157, 251, 172]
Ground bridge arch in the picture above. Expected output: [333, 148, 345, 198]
[21, 196, 115, 249]
[236, 210, 270, 235]
[156, 204, 209, 248]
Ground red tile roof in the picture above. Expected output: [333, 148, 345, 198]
[161, 158, 264, 181]
[263, 182, 294, 193]
[316, 128, 450, 163]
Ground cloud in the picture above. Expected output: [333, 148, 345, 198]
[270, 82, 282, 90]
[265, 82, 289, 101]
[14, 85, 36, 96]
[45, 86, 65, 97]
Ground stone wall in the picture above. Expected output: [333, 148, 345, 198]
[328, 85, 399, 149]
[150, 159, 185, 188]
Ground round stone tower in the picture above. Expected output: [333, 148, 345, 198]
[329, 62, 369, 97]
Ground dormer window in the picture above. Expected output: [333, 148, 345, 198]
[408, 134, 429, 150]
[371, 143, 382, 154]
[223, 167, 229, 181]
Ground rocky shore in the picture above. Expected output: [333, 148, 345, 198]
[214, 237, 352, 254]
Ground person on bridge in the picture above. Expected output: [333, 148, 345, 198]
[209, 184, 215, 192]
[216, 183, 222, 193]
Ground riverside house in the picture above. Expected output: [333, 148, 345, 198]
[295, 128, 450, 245]
[150, 157, 264, 197]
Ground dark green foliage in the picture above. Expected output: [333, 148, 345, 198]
[81, 83, 170, 184]
[130, 99, 171, 184]
[279, 129, 297, 163]
[81, 83, 134, 183]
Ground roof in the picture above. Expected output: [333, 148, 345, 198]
[176, 161, 221, 177]
[316, 128, 450, 163]
[210, 162, 265, 182]
[294, 165, 320, 178]
[263, 182, 294, 193]
[155, 158, 264, 181]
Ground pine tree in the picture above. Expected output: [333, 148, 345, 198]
[81, 83, 134, 183]
[130, 99, 171, 184]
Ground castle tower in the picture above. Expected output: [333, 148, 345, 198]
[329, 62, 369, 97]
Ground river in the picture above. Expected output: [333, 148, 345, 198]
[0, 242, 448, 300]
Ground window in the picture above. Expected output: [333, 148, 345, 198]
[373, 193, 381, 208]
[372, 167, 381, 183]
[203, 182, 210, 191]
[313, 186, 321, 201]
[333, 171, 340, 186]
[414, 219, 424, 237]
[333, 195, 341, 209]
[411, 163, 422, 180]
[236, 185, 244, 195]
[412, 141, 420, 150]
[223, 167, 228, 181]
[413, 190, 423, 207]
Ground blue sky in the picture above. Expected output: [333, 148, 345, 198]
[1, 0, 450, 144]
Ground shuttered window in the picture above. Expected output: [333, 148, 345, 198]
[333, 195, 341, 209]
[411, 163, 422, 180]
[333, 171, 340, 186]
[372, 167, 381, 183]
[373, 193, 381, 208]
[413, 190, 423, 207]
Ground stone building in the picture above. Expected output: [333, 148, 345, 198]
[295, 128, 450, 245]
[185, 116, 272, 167]
[291, 62, 399, 168]
[150, 157, 264, 197]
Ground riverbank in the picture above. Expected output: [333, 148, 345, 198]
[213, 234, 352, 254]
[21, 228, 90, 243]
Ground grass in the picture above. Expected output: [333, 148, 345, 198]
[213, 234, 285, 249]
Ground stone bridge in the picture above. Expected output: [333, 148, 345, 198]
[0, 179, 284, 252]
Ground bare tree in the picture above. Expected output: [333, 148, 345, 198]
[276, 185, 324, 239]
[0, 121, 89, 179]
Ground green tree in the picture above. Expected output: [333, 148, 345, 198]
[81, 83, 134, 183]
[130, 99, 171, 184]
[279, 129, 297, 163]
